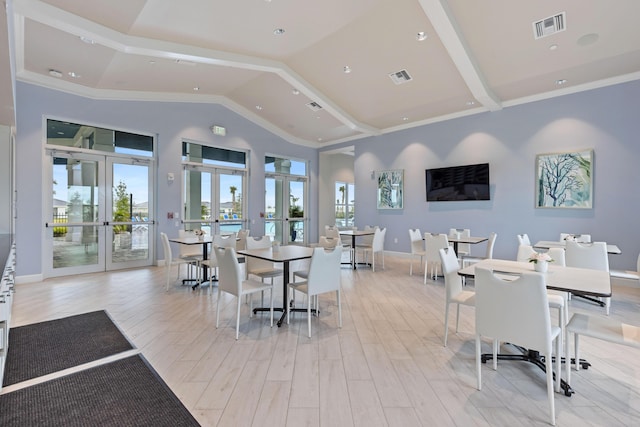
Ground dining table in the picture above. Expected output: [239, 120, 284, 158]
[338, 229, 375, 269]
[447, 235, 488, 256]
[237, 245, 314, 327]
[458, 258, 612, 397]
[168, 235, 213, 289]
[533, 240, 622, 255]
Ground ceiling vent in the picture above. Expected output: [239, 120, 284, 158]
[389, 69, 412, 85]
[306, 101, 323, 112]
[533, 12, 566, 39]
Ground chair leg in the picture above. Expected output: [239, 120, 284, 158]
[492, 340, 498, 371]
[337, 290, 342, 328]
[546, 350, 556, 426]
[216, 288, 222, 328]
[270, 288, 274, 327]
[235, 298, 241, 340]
[475, 335, 482, 390]
[307, 302, 312, 338]
[410, 256, 414, 276]
[444, 303, 450, 347]
[574, 333, 580, 372]
[455, 304, 461, 333]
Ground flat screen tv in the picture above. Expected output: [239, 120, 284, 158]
[425, 163, 490, 201]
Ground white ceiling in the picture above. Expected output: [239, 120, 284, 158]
[3, 0, 640, 147]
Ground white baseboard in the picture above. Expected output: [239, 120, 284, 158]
[611, 276, 640, 289]
[15, 273, 43, 284]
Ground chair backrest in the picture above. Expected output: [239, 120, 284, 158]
[439, 247, 463, 301]
[409, 228, 424, 254]
[547, 247, 566, 267]
[372, 228, 386, 252]
[318, 236, 339, 249]
[215, 232, 237, 249]
[160, 232, 172, 264]
[245, 235, 275, 273]
[485, 232, 497, 259]
[215, 246, 242, 297]
[560, 233, 591, 243]
[306, 246, 342, 296]
[236, 229, 250, 251]
[449, 228, 471, 253]
[325, 225, 341, 240]
[475, 267, 552, 353]
[565, 241, 609, 271]
[178, 230, 201, 257]
[425, 233, 450, 260]
[516, 244, 536, 262]
[517, 233, 531, 246]
[362, 225, 379, 246]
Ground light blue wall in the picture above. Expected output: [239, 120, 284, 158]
[328, 80, 640, 270]
[15, 82, 319, 277]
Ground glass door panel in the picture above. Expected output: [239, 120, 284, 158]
[49, 155, 106, 275]
[288, 180, 306, 244]
[107, 160, 153, 269]
[219, 173, 244, 235]
[264, 176, 307, 245]
[184, 169, 212, 234]
[265, 177, 284, 243]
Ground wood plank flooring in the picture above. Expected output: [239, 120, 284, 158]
[7, 256, 640, 426]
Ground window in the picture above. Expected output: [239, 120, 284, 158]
[335, 182, 355, 227]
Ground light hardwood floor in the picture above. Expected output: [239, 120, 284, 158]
[7, 256, 640, 426]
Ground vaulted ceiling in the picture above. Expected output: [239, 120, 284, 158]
[3, 0, 640, 147]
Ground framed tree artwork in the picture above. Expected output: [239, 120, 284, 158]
[535, 149, 593, 209]
[377, 169, 403, 209]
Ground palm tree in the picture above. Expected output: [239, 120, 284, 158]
[229, 185, 237, 212]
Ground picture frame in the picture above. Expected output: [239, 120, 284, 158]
[535, 149, 593, 209]
[377, 169, 403, 209]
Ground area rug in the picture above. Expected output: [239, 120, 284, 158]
[2, 310, 134, 386]
[0, 355, 200, 426]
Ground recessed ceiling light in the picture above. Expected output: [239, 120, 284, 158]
[416, 32, 428, 41]
[318, 138, 323, 142]
[466, 100, 475, 106]
[402, 117, 409, 121]
[48, 69, 63, 78]
[343, 66, 352, 74]
[273, 28, 285, 35]
[255, 105, 263, 110]
[193, 87, 199, 91]
[292, 89, 300, 95]
[79, 36, 95, 44]
[549, 44, 558, 50]
[149, 60, 156, 65]
[68, 71, 81, 78]
[555, 79, 568, 85]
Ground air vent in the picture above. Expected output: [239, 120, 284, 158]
[533, 12, 566, 39]
[306, 101, 323, 112]
[389, 69, 412, 85]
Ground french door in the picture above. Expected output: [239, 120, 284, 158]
[183, 165, 246, 235]
[264, 175, 307, 245]
[45, 151, 155, 277]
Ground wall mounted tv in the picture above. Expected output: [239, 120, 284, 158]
[425, 163, 490, 201]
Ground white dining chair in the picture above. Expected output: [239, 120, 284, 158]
[462, 232, 497, 267]
[565, 241, 610, 315]
[560, 233, 591, 243]
[449, 228, 471, 257]
[215, 247, 274, 340]
[245, 236, 283, 304]
[357, 227, 386, 272]
[177, 229, 204, 282]
[408, 228, 426, 276]
[517, 233, 531, 246]
[439, 247, 475, 346]
[325, 225, 353, 263]
[292, 235, 339, 307]
[160, 232, 191, 291]
[287, 246, 342, 337]
[424, 232, 449, 283]
[200, 232, 237, 292]
[475, 267, 561, 426]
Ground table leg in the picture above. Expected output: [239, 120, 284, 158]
[352, 235, 357, 270]
[481, 346, 578, 397]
